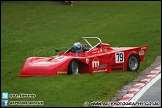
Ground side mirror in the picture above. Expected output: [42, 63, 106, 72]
[55, 49, 60, 53]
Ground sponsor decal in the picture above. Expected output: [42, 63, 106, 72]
[93, 69, 107, 73]
[98, 64, 107, 68]
[31, 62, 51, 67]
[55, 56, 66, 60]
[104, 46, 108, 49]
[92, 57, 107, 71]
[86, 58, 89, 64]
[139, 49, 145, 55]
[30, 56, 66, 67]
[104, 49, 108, 52]
[92, 51, 98, 54]
[92, 57, 100, 70]
[57, 71, 67, 75]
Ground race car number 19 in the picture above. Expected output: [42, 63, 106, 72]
[115, 52, 124, 63]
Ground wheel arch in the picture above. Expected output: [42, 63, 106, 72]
[68, 59, 79, 75]
[68, 59, 89, 74]
[68, 59, 80, 65]
[126, 51, 141, 62]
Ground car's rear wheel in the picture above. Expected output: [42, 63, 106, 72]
[68, 60, 79, 75]
[127, 54, 140, 72]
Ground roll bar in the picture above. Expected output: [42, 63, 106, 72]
[79, 37, 102, 51]
[78, 37, 102, 48]
[64, 37, 102, 53]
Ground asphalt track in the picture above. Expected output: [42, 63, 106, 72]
[131, 76, 161, 107]
[112, 65, 161, 107]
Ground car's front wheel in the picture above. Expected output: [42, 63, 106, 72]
[127, 54, 140, 72]
[68, 60, 79, 75]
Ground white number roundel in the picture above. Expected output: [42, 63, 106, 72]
[115, 52, 124, 63]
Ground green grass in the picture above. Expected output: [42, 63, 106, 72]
[1, 1, 161, 107]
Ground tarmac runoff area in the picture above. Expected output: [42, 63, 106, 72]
[112, 65, 161, 107]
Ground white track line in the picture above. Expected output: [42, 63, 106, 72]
[124, 72, 161, 107]
[111, 65, 161, 107]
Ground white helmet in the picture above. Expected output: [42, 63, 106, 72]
[73, 42, 82, 52]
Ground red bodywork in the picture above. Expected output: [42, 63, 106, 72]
[19, 37, 148, 77]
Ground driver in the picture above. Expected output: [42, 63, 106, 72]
[72, 42, 83, 53]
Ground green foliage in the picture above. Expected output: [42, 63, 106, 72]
[1, 1, 161, 107]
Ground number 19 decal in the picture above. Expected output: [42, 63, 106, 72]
[115, 52, 124, 63]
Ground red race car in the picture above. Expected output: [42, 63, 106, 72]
[19, 37, 148, 77]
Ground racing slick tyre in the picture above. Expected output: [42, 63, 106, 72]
[127, 54, 140, 72]
[68, 60, 79, 75]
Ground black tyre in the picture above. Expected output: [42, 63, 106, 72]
[68, 60, 79, 75]
[127, 54, 140, 72]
